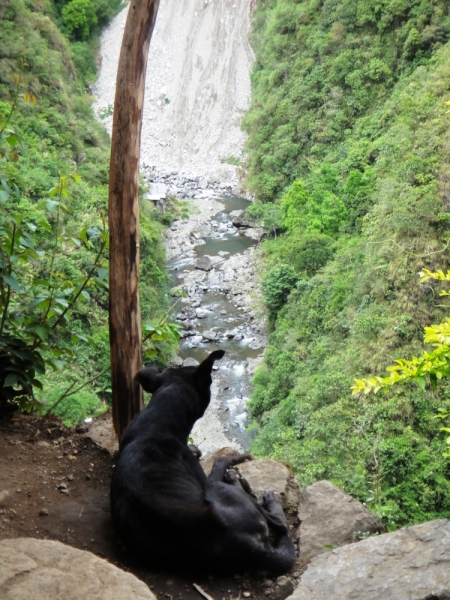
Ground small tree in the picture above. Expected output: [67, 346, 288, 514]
[108, 0, 160, 444]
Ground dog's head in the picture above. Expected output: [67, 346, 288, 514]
[136, 350, 225, 415]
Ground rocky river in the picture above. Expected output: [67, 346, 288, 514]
[93, 0, 261, 455]
[164, 192, 267, 454]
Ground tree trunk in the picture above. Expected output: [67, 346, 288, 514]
[108, 0, 160, 444]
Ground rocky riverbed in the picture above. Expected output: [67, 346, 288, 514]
[164, 193, 267, 454]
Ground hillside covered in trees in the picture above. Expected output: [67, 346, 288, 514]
[0, 0, 168, 424]
[244, 0, 450, 528]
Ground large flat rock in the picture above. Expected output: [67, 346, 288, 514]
[298, 480, 383, 564]
[289, 519, 450, 600]
[0, 538, 156, 599]
[235, 458, 301, 510]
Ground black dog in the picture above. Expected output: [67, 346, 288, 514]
[110, 350, 295, 574]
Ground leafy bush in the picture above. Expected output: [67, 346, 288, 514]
[0, 0, 171, 421]
[62, 0, 97, 40]
[261, 263, 297, 322]
[39, 376, 105, 426]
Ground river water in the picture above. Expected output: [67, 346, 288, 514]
[167, 195, 266, 451]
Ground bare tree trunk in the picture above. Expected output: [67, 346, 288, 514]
[109, 0, 160, 444]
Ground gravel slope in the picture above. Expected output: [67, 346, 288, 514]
[93, 0, 255, 186]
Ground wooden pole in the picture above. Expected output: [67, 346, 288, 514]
[108, 0, 160, 444]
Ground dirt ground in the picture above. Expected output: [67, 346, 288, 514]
[0, 411, 301, 600]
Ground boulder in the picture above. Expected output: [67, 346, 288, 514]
[0, 491, 10, 506]
[240, 227, 264, 241]
[0, 538, 156, 600]
[246, 356, 263, 376]
[298, 480, 384, 564]
[195, 256, 212, 271]
[232, 213, 253, 228]
[235, 458, 301, 510]
[169, 355, 183, 367]
[202, 330, 217, 341]
[84, 415, 118, 455]
[288, 519, 450, 600]
[201, 446, 242, 476]
[182, 357, 200, 367]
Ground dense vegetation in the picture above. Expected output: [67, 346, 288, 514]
[0, 0, 170, 424]
[244, 0, 450, 528]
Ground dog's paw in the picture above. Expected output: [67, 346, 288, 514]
[263, 490, 281, 509]
[224, 469, 239, 485]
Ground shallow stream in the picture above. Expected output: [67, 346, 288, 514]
[167, 196, 265, 450]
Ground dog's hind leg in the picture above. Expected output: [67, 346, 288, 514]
[261, 491, 290, 534]
[208, 454, 252, 482]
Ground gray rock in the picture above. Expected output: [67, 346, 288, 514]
[196, 256, 213, 271]
[274, 576, 295, 600]
[246, 356, 263, 375]
[0, 491, 10, 506]
[84, 417, 118, 455]
[196, 308, 210, 319]
[169, 355, 183, 367]
[202, 330, 217, 341]
[289, 519, 450, 600]
[240, 227, 264, 241]
[182, 357, 200, 367]
[232, 214, 252, 228]
[235, 459, 301, 510]
[0, 538, 156, 599]
[297, 481, 384, 564]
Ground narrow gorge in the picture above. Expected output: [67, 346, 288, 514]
[93, 0, 261, 453]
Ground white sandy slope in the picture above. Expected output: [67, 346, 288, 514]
[93, 0, 255, 185]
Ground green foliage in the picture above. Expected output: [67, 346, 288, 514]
[261, 263, 297, 322]
[353, 270, 450, 395]
[246, 201, 282, 237]
[280, 175, 348, 236]
[0, 0, 171, 421]
[244, 0, 450, 200]
[61, 0, 97, 40]
[0, 141, 109, 413]
[39, 374, 105, 426]
[246, 1, 450, 528]
[220, 155, 242, 166]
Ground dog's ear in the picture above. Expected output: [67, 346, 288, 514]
[196, 350, 225, 378]
[136, 366, 162, 393]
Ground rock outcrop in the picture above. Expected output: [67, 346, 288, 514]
[0, 538, 156, 599]
[297, 480, 384, 564]
[289, 519, 450, 600]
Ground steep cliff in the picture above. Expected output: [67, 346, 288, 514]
[94, 0, 255, 185]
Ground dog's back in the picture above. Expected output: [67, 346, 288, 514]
[111, 379, 212, 563]
[110, 351, 296, 573]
